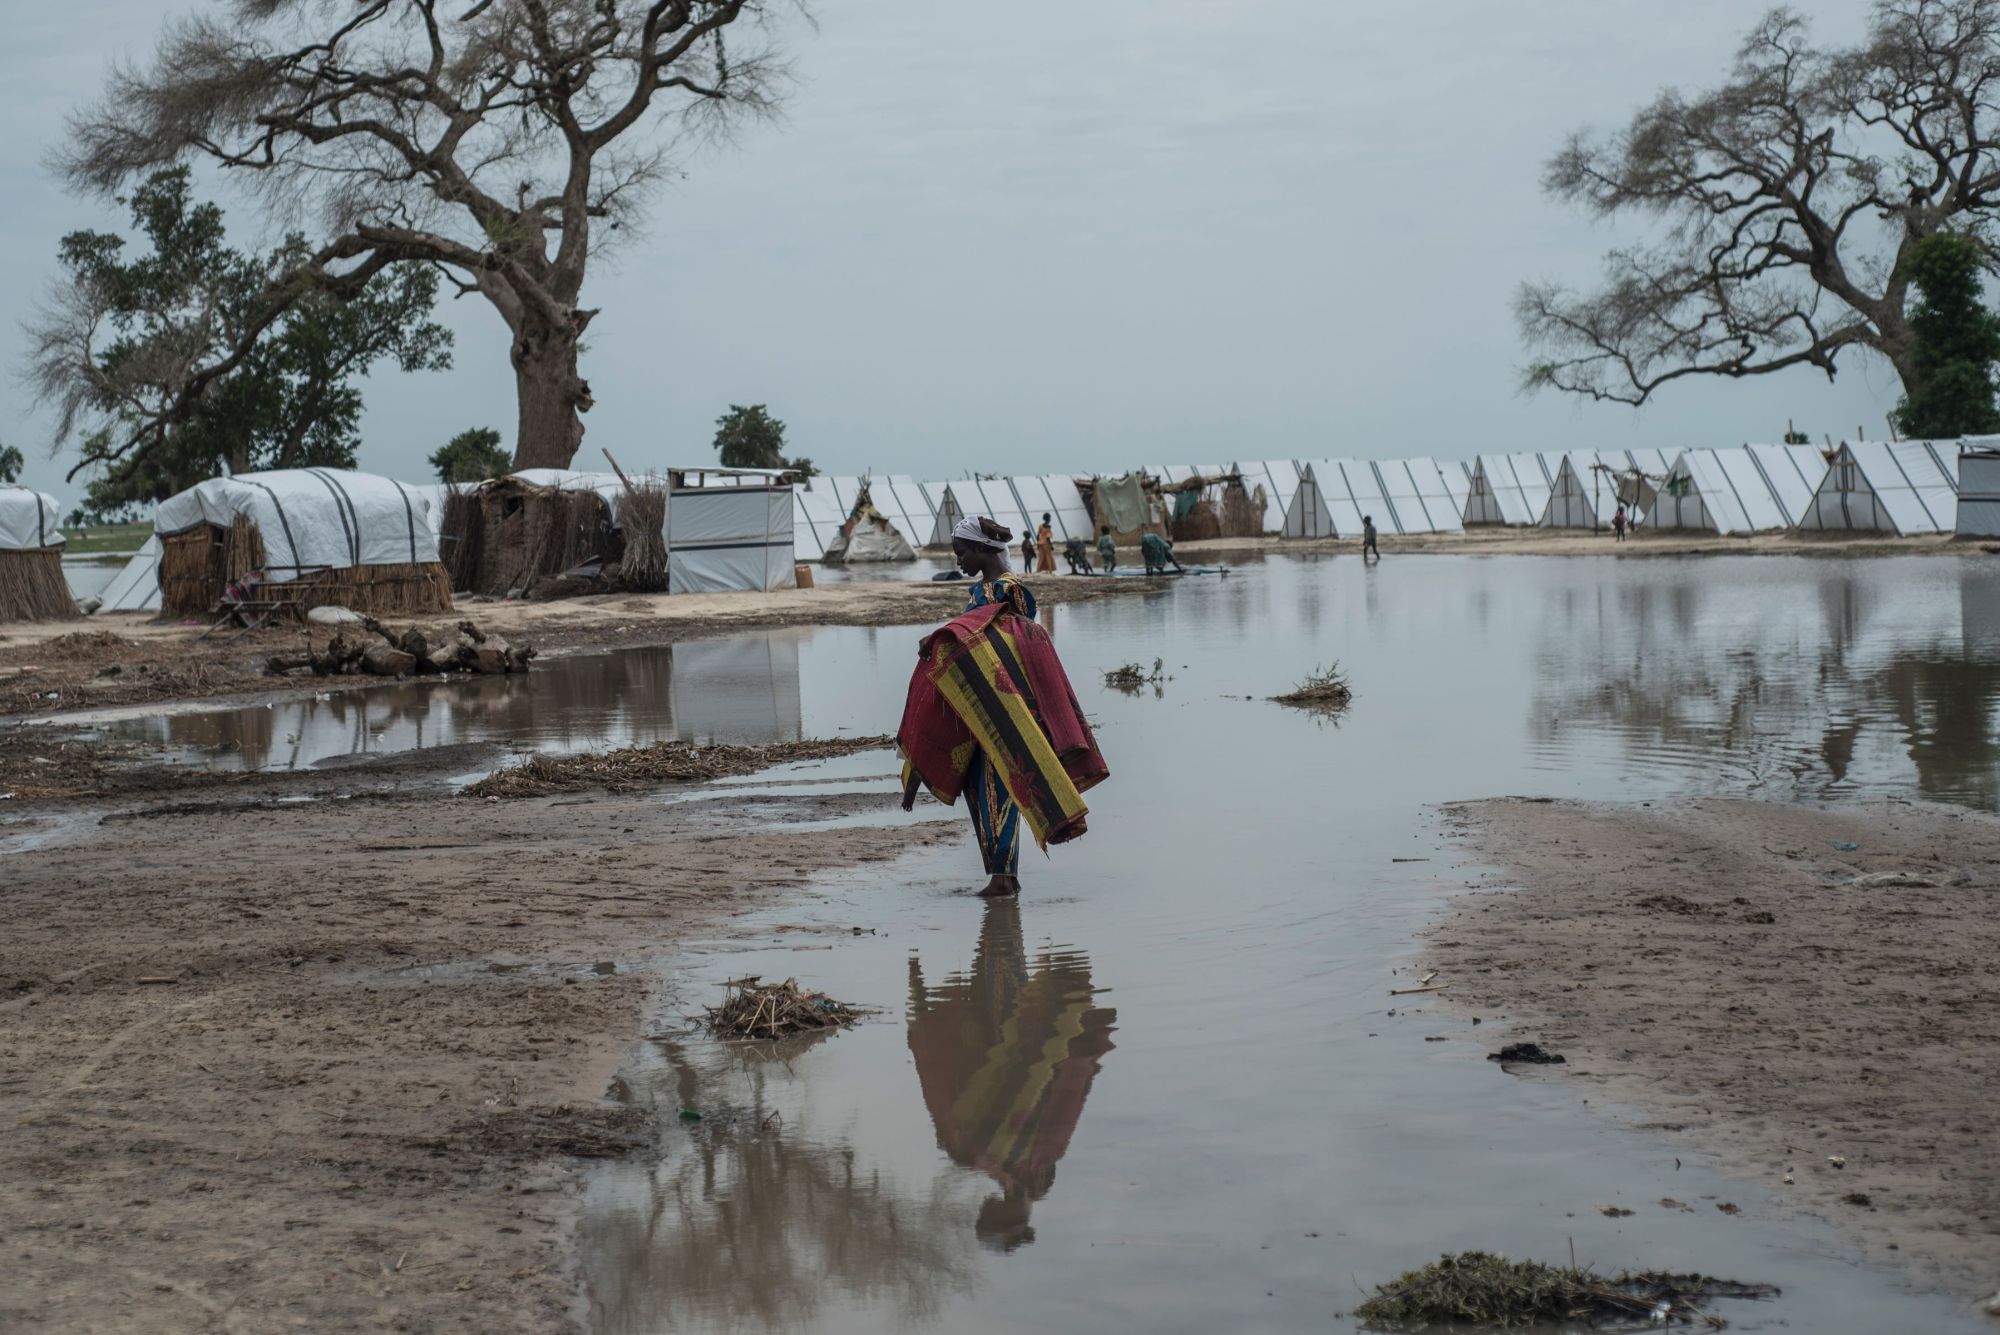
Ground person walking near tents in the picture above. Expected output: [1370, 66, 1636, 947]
[899, 516, 1109, 898]
[1613, 503, 1628, 542]
[1036, 514, 1056, 574]
[1361, 515, 1380, 561]
[1096, 525, 1117, 574]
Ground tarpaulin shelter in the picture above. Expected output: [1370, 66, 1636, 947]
[667, 483, 796, 592]
[1282, 459, 1396, 538]
[1371, 457, 1465, 533]
[96, 535, 163, 613]
[1009, 475, 1095, 543]
[1538, 452, 1626, 528]
[868, 475, 947, 549]
[1234, 460, 1305, 535]
[0, 485, 78, 622]
[1463, 453, 1558, 525]
[822, 480, 918, 563]
[790, 478, 851, 561]
[1958, 445, 2000, 538]
[152, 468, 449, 617]
[1652, 445, 1829, 534]
[1798, 440, 1960, 535]
[1434, 459, 1473, 521]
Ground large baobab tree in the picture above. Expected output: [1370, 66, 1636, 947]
[57, 0, 785, 474]
[1519, 0, 2000, 407]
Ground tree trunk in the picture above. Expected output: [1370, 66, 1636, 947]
[510, 314, 593, 470]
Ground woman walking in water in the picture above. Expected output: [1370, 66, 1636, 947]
[899, 516, 1108, 897]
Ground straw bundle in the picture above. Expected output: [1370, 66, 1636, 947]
[703, 977, 870, 1040]
[0, 549, 82, 622]
[438, 484, 484, 592]
[615, 480, 668, 592]
[158, 518, 450, 618]
[471, 480, 613, 596]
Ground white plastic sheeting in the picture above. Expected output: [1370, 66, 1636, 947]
[96, 535, 163, 612]
[955, 478, 1038, 545]
[668, 485, 795, 592]
[1371, 457, 1464, 533]
[868, 476, 944, 549]
[1653, 445, 1828, 534]
[791, 480, 850, 561]
[1434, 459, 1473, 521]
[1799, 441, 1960, 535]
[153, 469, 439, 581]
[507, 468, 629, 511]
[1283, 459, 1396, 538]
[1538, 452, 1625, 528]
[1958, 447, 2000, 538]
[0, 486, 64, 550]
[1009, 474, 1095, 544]
[1235, 460, 1304, 534]
[1464, 453, 1558, 525]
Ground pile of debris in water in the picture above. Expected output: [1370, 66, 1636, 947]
[1354, 1252, 1777, 1330]
[703, 976, 870, 1040]
[265, 617, 533, 679]
[1272, 662, 1352, 715]
[465, 735, 896, 797]
[1103, 658, 1166, 692]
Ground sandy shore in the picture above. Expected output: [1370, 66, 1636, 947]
[0, 759, 954, 1333]
[1427, 796, 2000, 1303]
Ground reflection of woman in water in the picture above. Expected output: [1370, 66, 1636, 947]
[906, 899, 1117, 1251]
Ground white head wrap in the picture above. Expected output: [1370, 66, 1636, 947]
[951, 515, 1013, 570]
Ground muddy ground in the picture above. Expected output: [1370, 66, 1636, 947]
[1428, 796, 2000, 1302]
[0, 572, 1163, 720]
[0, 755, 956, 1333]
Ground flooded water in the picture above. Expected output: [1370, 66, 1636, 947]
[61, 554, 2000, 1331]
[564, 554, 1993, 1335]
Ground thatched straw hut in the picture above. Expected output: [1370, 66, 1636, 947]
[0, 485, 80, 623]
[461, 470, 620, 597]
[152, 468, 451, 618]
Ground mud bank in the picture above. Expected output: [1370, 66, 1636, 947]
[1428, 797, 2000, 1302]
[0, 573, 1161, 720]
[0, 773, 954, 1333]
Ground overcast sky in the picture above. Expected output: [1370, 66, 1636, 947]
[2, 0, 1901, 510]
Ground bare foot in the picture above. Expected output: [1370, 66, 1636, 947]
[977, 875, 1020, 898]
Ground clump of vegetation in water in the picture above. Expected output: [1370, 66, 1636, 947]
[1103, 658, 1165, 692]
[1271, 663, 1352, 714]
[1353, 1252, 1777, 1330]
[703, 977, 872, 1041]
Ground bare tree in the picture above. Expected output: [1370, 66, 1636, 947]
[55, 0, 787, 474]
[1519, 0, 2000, 406]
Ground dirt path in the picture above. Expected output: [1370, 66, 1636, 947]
[1428, 797, 2000, 1303]
[0, 774, 956, 1333]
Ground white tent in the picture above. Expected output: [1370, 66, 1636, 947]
[1464, 453, 1558, 525]
[1235, 460, 1304, 535]
[1283, 459, 1396, 538]
[1434, 459, 1473, 521]
[153, 468, 440, 582]
[1372, 458, 1464, 534]
[869, 475, 943, 549]
[1798, 440, 1960, 535]
[1958, 446, 2000, 538]
[1538, 452, 1620, 528]
[821, 478, 918, 563]
[790, 480, 849, 561]
[668, 484, 796, 592]
[955, 477, 1039, 543]
[927, 483, 967, 547]
[96, 535, 163, 613]
[1008, 474, 1094, 544]
[1653, 445, 1828, 534]
[0, 485, 64, 551]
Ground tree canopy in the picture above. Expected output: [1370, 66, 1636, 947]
[429, 427, 513, 483]
[0, 445, 21, 485]
[29, 168, 452, 516]
[1892, 231, 2000, 438]
[58, 0, 789, 474]
[712, 404, 813, 476]
[1520, 0, 2000, 405]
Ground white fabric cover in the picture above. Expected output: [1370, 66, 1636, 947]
[1958, 448, 2000, 537]
[1284, 459, 1397, 538]
[929, 483, 967, 547]
[870, 476, 942, 548]
[1435, 459, 1472, 521]
[0, 486, 64, 550]
[152, 469, 437, 581]
[1008, 474, 1094, 544]
[96, 535, 163, 612]
[669, 485, 795, 592]
[791, 483, 846, 561]
[1654, 446, 1828, 533]
[1464, 453, 1556, 525]
[1235, 460, 1303, 535]
[1538, 452, 1618, 528]
[1372, 458, 1464, 533]
[957, 478, 1037, 545]
[1799, 441, 1960, 535]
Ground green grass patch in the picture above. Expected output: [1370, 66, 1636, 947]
[1354, 1252, 1777, 1329]
[61, 522, 152, 556]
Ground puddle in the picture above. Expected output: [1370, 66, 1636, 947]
[571, 554, 1995, 1335]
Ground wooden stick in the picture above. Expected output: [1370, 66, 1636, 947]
[136, 976, 180, 985]
[601, 448, 642, 501]
[1389, 984, 1450, 995]
[1392, 856, 1430, 863]
[1420, 970, 1439, 984]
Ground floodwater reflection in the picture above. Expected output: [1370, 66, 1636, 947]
[907, 899, 1116, 1253]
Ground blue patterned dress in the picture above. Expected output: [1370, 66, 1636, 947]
[962, 576, 1036, 874]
